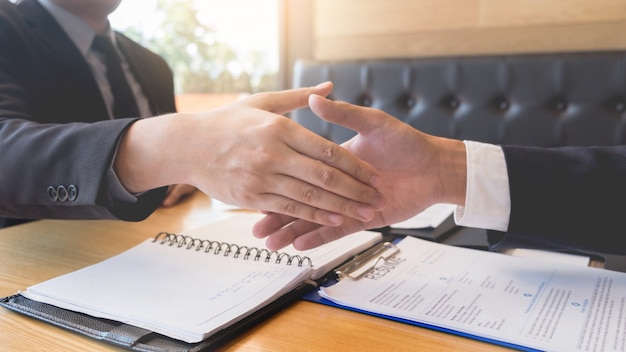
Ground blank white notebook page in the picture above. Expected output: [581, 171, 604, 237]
[21, 212, 381, 343]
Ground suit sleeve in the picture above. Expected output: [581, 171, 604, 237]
[502, 145, 626, 254]
[0, 117, 166, 221]
[0, 1, 166, 221]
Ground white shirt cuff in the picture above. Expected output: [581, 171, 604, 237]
[454, 141, 510, 231]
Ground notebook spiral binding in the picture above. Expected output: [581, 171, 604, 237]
[153, 232, 313, 267]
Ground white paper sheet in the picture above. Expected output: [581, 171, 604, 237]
[21, 213, 381, 343]
[320, 236, 626, 352]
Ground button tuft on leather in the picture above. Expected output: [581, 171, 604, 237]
[448, 97, 459, 109]
[68, 185, 78, 201]
[47, 186, 58, 201]
[359, 95, 372, 107]
[403, 95, 415, 108]
[554, 101, 567, 111]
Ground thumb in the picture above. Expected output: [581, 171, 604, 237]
[309, 94, 380, 135]
[258, 81, 333, 115]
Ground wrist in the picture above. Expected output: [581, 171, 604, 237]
[433, 137, 467, 206]
[113, 115, 178, 193]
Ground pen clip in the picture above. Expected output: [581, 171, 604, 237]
[335, 242, 399, 281]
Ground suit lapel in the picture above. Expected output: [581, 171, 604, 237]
[16, 0, 175, 119]
[116, 34, 158, 114]
[116, 33, 177, 115]
[18, 0, 91, 78]
[17, 0, 109, 121]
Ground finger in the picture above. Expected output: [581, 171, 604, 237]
[254, 81, 333, 115]
[283, 125, 384, 208]
[274, 156, 382, 217]
[309, 94, 383, 135]
[161, 186, 181, 207]
[162, 184, 196, 207]
[252, 212, 297, 238]
[247, 192, 346, 227]
[261, 217, 325, 250]
[293, 219, 366, 250]
[162, 194, 176, 207]
[263, 217, 367, 251]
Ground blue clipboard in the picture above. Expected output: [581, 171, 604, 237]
[304, 235, 541, 352]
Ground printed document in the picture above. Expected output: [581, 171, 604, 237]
[320, 236, 626, 352]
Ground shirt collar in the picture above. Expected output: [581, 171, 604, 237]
[38, 0, 108, 57]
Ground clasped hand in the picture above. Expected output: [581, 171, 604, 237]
[115, 82, 387, 228]
[253, 94, 467, 251]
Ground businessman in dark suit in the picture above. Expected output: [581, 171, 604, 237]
[0, 0, 385, 228]
[256, 95, 626, 255]
[0, 0, 184, 228]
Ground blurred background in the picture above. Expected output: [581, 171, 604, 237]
[53, 0, 626, 113]
[111, 0, 281, 112]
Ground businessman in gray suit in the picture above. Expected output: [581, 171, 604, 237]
[0, 0, 385, 228]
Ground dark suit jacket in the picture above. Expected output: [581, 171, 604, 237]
[502, 145, 626, 254]
[0, 0, 176, 225]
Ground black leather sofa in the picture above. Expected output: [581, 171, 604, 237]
[292, 52, 626, 146]
[291, 51, 626, 271]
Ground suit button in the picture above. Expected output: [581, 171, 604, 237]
[57, 185, 68, 201]
[68, 185, 78, 201]
[47, 186, 58, 201]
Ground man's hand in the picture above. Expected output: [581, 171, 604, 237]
[114, 83, 385, 227]
[253, 94, 467, 250]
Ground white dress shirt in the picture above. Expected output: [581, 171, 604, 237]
[454, 141, 511, 232]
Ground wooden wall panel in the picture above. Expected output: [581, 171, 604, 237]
[313, 0, 626, 60]
[315, 0, 479, 36]
[480, 0, 626, 27]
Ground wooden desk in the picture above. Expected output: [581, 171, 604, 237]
[0, 193, 511, 351]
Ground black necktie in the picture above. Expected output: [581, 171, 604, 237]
[92, 35, 140, 119]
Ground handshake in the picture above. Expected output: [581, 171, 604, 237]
[115, 82, 465, 252]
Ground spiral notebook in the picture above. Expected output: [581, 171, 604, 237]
[3, 212, 381, 347]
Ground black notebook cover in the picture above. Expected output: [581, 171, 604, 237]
[0, 280, 317, 352]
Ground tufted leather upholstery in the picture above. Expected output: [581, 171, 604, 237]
[292, 52, 626, 147]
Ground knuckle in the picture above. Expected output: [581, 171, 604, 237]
[234, 176, 264, 203]
[281, 200, 299, 215]
[316, 168, 336, 188]
[245, 146, 276, 170]
[312, 208, 328, 224]
[355, 186, 375, 203]
[264, 114, 284, 126]
[254, 115, 288, 137]
[355, 163, 370, 181]
[300, 186, 318, 203]
[251, 151, 273, 168]
[319, 143, 339, 163]
[339, 198, 354, 216]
